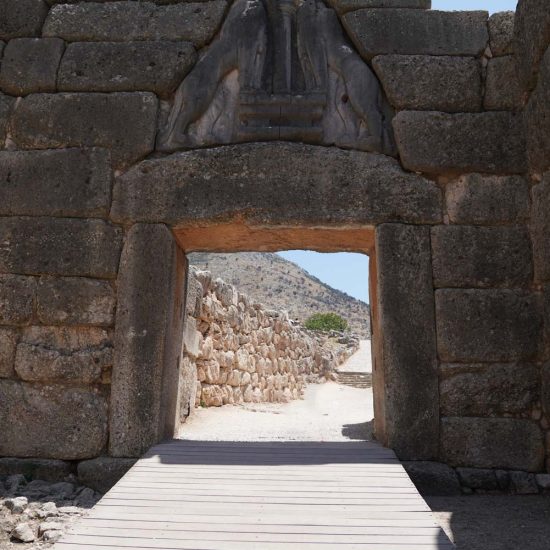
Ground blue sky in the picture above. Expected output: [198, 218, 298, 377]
[431, 0, 517, 12]
[277, 1, 518, 303]
[278, 251, 371, 303]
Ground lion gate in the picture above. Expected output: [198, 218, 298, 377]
[0, 0, 549, 488]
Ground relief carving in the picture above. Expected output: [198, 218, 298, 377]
[157, 0, 396, 155]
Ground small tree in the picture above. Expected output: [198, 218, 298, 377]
[305, 312, 348, 332]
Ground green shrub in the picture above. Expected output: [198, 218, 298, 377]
[304, 312, 348, 332]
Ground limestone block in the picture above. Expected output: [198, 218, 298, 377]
[0, 94, 15, 145]
[541, 362, 550, 419]
[201, 384, 223, 406]
[393, 111, 526, 175]
[435, 289, 543, 362]
[58, 41, 196, 98]
[431, 226, 532, 288]
[232, 387, 243, 404]
[402, 461, 461, 496]
[440, 363, 540, 416]
[112, 143, 442, 226]
[186, 274, 203, 318]
[182, 317, 201, 358]
[524, 48, 550, 175]
[531, 175, 550, 282]
[10, 93, 158, 168]
[0, 457, 74, 482]
[330, 0, 430, 15]
[375, 224, 438, 460]
[227, 370, 241, 387]
[0, 380, 108, 460]
[0, 328, 18, 378]
[15, 326, 112, 383]
[488, 11, 514, 56]
[445, 174, 530, 225]
[44, 1, 227, 48]
[456, 468, 499, 490]
[77, 457, 136, 494]
[0, 0, 49, 39]
[372, 55, 482, 112]
[509, 471, 539, 494]
[235, 348, 250, 372]
[110, 224, 185, 457]
[0, 149, 111, 218]
[484, 56, 523, 111]
[215, 279, 238, 308]
[0, 275, 36, 325]
[243, 384, 254, 402]
[441, 417, 544, 471]
[37, 277, 115, 326]
[0, 38, 64, 95]
[203, 362, 220, 384]
[513, 0, 550, 92]
[0, 218, 122, 278]
[343, 9, 488, 59]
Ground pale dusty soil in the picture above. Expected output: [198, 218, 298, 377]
[337, 339, 372, 373]
[179, 377, 550, 550]
[179, 382, 375, 442]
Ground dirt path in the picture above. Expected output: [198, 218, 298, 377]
[178, 378, 550, 550]
[338, 339, 372, 373]
[179, 382, 374, 442]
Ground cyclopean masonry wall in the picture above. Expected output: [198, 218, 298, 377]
[0, 0, 548, 492]
[182, 269, 358, 411]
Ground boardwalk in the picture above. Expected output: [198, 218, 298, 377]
[55, 439, 454, 549]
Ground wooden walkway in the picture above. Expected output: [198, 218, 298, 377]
[55, 440, 454, 549]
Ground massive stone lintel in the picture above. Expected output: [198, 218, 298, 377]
[112, 143, 442, 227]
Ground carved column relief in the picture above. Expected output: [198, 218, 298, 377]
[158, 0, 396, 155]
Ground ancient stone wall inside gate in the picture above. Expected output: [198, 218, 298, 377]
[0, 0, 549, 489]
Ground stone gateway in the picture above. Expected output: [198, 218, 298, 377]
[0, 0, 549, 490]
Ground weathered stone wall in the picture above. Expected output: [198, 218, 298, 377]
[180, 269, 357, 410]
[0, 0, 548, 486]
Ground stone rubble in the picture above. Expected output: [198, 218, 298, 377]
[0, 474, 102, 549]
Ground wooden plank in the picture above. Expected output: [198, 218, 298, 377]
[68, 526, 451, 545]
[91, 503, 432, 514]
[54, 439, 453, 550]
[57, 535, 454, 549]
[104, 486, 422, 497]
[86, 510, 441, 525]
[81, 519, 443, 533]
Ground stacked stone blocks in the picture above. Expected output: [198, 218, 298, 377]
[0, 0, 547, 491]
[183, 270, 357, 409]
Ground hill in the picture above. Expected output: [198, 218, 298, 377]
[188, 252, 371, 338]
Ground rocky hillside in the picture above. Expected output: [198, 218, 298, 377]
[188, 252, 371, 338]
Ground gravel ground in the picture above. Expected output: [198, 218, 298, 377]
[179, 381, 375, 441]
[429, 495, 550, 550]
[0, 476, 101, 549]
